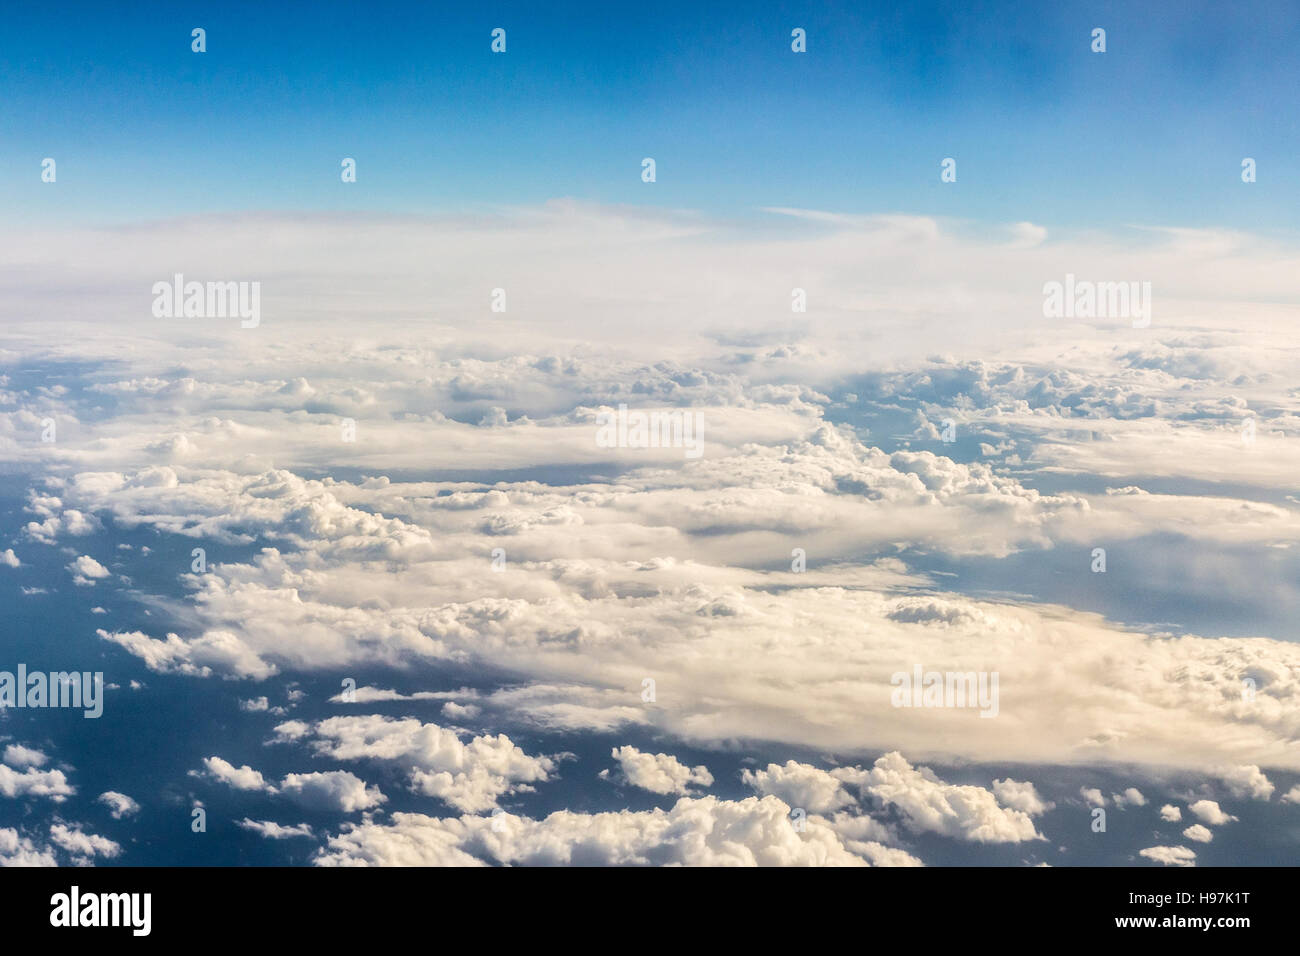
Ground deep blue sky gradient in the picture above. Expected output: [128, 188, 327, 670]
[1, 0, 1296, 229]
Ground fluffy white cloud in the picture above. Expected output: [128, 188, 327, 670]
[0, 765, 74, 802]
[97, 791, 140, 819]
[66, 554, 110, 586]
[49, 824, 120, 860]
[741, 760, 855, 814]
[199, 757, 268, 792]
[1139, 845, 1197, 867]
[237, 819, 314, 839]
[1112, 788, 1147, 808]
[3, 745, 47, 768]
[315, 796, 874, 867]
[198, 755, 385, 813]
[7, 205, 1300, 868]
[602, 746, 713, 796]
[278, 771, 386, 813]
[99, 628, 275, 680]
[1214, 765, 1274, 801]
[296, 715, 553, 813]
[1187, 800, 1238, 826]
[841, 752, 1043, 843]
[0, 828, 57, 867]
[1182, 824, 1213, 843]
[1159, 804, 1182, 822]
[992, 779, 1054, 815]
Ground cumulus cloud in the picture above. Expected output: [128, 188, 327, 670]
[742, 761, 855, 813]
[1139, 845, 1197, 867]
[197, 756, 384, 812]
[278, 772, 386, 813]
[66, 554, 110, 586]
[1187, 800, 1238, 826]
[601, 746, 713, 796]
[1182, 824, 1213, 843]
[199, 757, 269, 792]
[842, 752, 1043, 843]
[1080, 788, 1106, 807]
[8, 204, 1300, 867]
[0, 765, 75, 802]
[0, 828, 58, 867]
[1214, 765, 1274, 801]
[237, 819, 314, 839]
[3, 745, 47, 768]
[49, 824, 121, 861]
[992, 779, 1054, 815]
[97, 791, 141, 819]
[315, 796, 872, 867]
[1159, 804, 1182, 822]
[98, 628, 276, 680]
[295, 715, 553, 813]
[1112, 788, 1147, 808]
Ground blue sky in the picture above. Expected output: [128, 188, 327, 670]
[1, 0, 1296, 229]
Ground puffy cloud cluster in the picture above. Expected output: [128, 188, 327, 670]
[287, 715, 555, 813]
[601, 746, 713, 796]
[315, 796, 877, 867]
[197, 756, 385, 813]
[6, 205, 1300, 866]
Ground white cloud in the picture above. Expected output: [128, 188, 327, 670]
[1112, 788, 1147, 808]
[1182, 824, 1213, 843]
[1187, 800, 1238, 826]
[236, 819, 314, 839]
[98, 628, 275, 680]
[199, 756, 269, 792]
[602, 746, 713, 796]
[1214, 765, 1274, 801]
[0, 828, 58, 866]
[0, 765, 74, 802]
[7, 205, 1300, 864]
[66, 554, 109, 586]
[269, 720, 311, 743]
[741, 760, 855, 814]
[843, 752, 1043, 843]
[97, 791, 140, 819]
[1139, 845, 1196, 867]
[299, 715, 553, 813]
[2, 745, 47, 768]
[0, 549, 19, 568]
[992, 779, 1054, 815]
[197, 756, 383, 812]
[315, 796, 872, 867]
[1159, 804, 1182, 822]
[49, 824, 120, 860]
[277, 772, 386, 813]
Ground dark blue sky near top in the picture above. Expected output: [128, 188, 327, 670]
[0, 0, 1295, 229]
